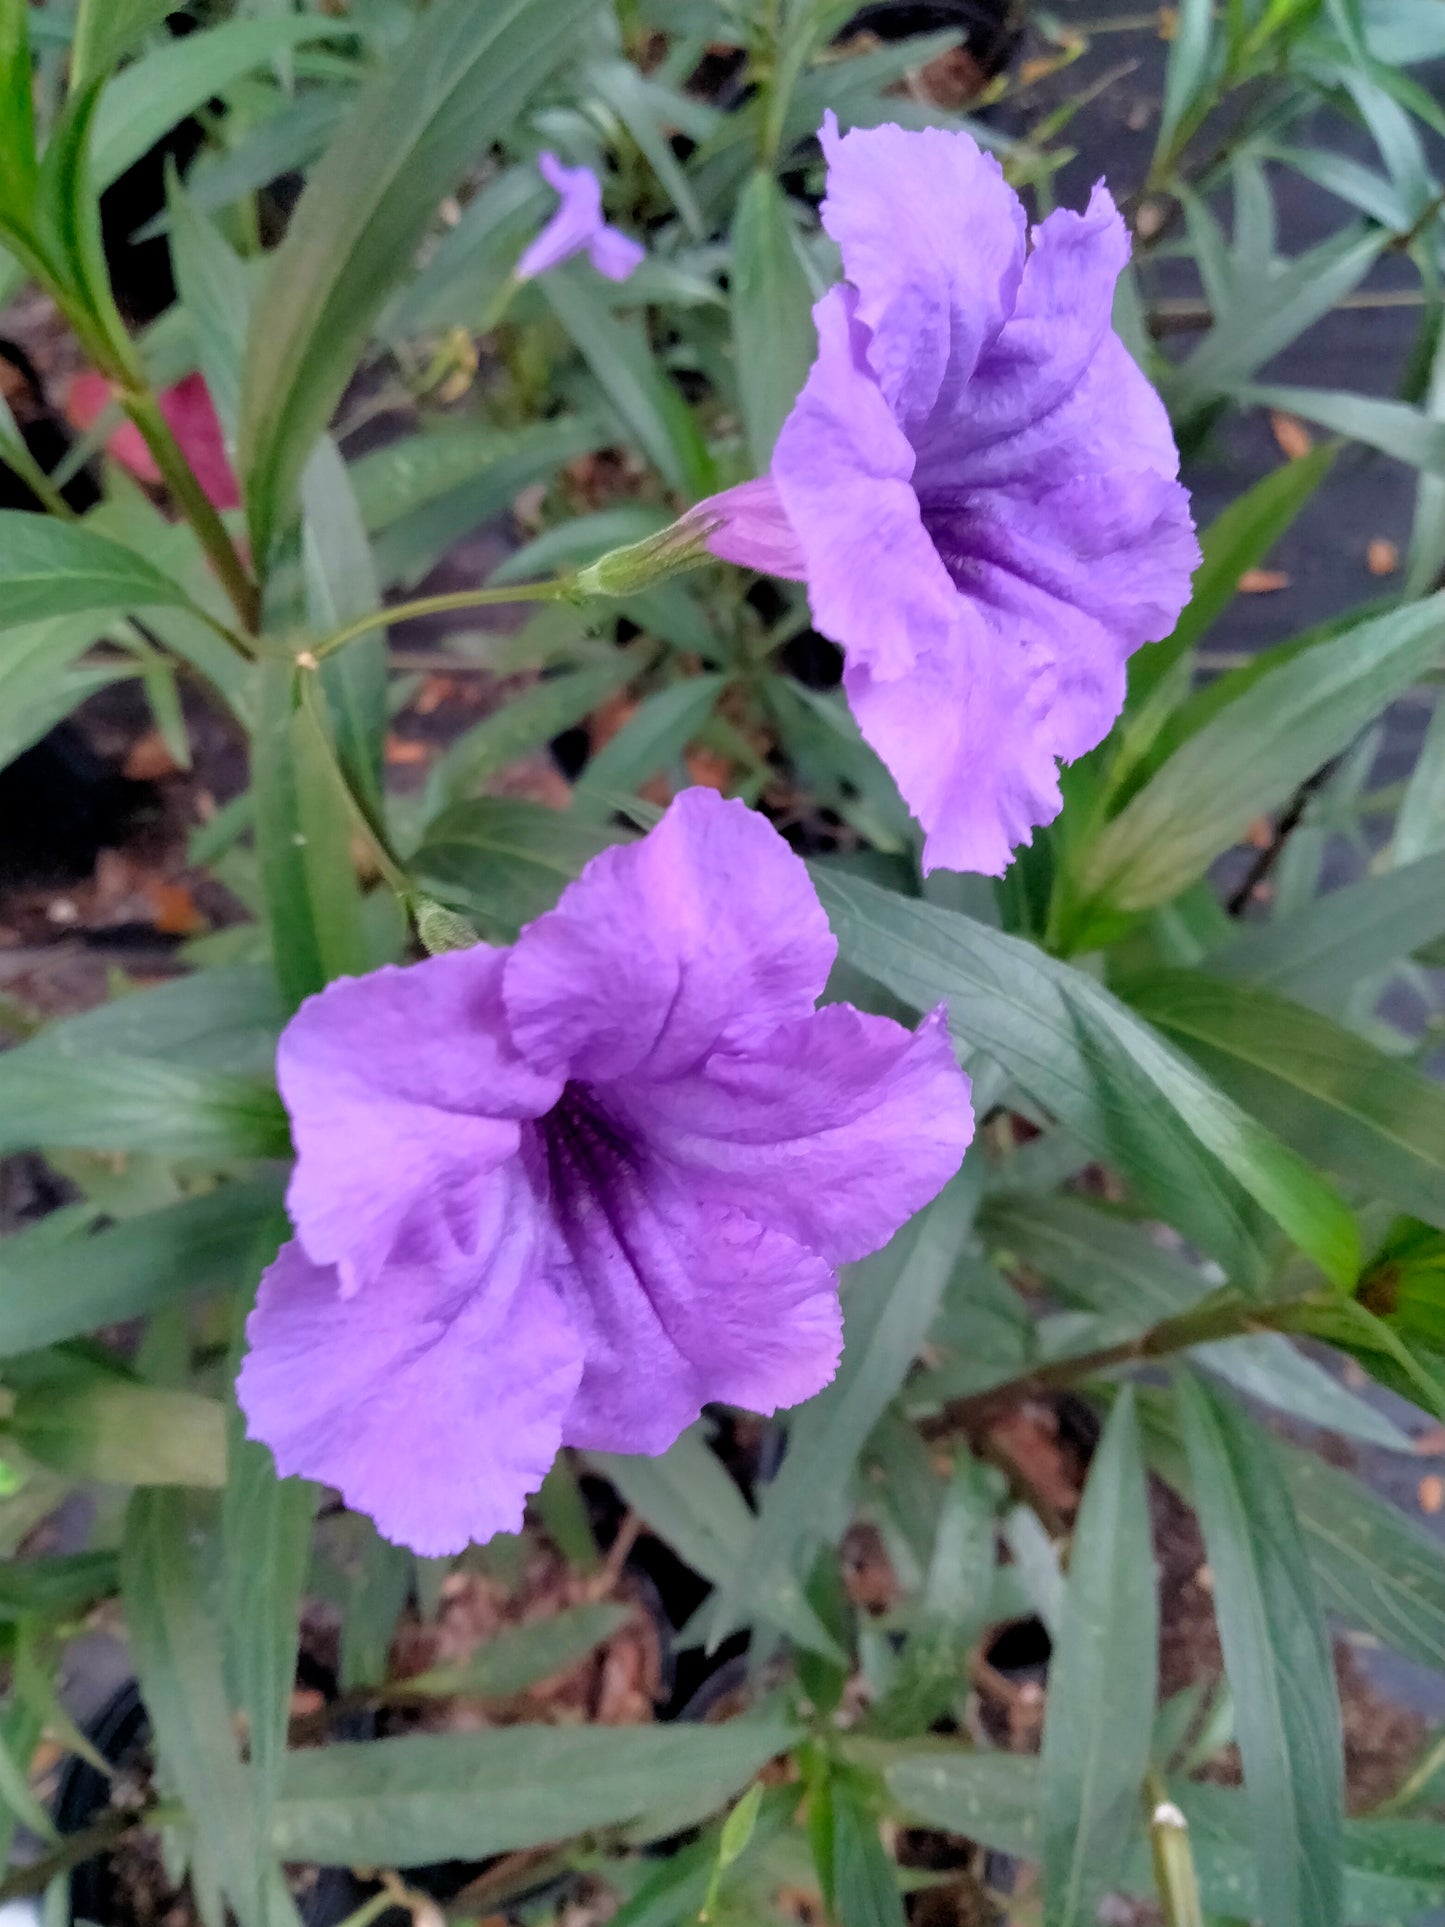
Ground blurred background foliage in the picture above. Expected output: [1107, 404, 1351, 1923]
[0, 0, 1444, 1924]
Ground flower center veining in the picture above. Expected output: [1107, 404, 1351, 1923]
[534, 1081, 639, 1220]
[919, 498, 992, 595]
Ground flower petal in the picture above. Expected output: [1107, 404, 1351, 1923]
[610, 1004, 973, 1264]
[504, 788, 835, 1083]
[924, 466, 1199, 756]
[516, 153, 606, 281]
[588, 225, 645, 282]
[280, 948, 562, 1293]
[237, 1174, 583, 1556]
[914, 185, 1133, 490]
[700, 476, 808, 580]
[817, 111, 1025, 447]
[541, 1154, 843, 1454]
[844, 616, 1064, 877]
[773, 285, 958, 679]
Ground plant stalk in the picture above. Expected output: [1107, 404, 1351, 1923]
[117, 385, 261, 637]
[918, 1292, 1310, 1439]
[311, 576, 577, 663]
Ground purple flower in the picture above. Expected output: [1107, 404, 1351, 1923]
[515, 152, 644, 284]
[237, 790, 973, 1554]
[704, 115, 1199, 877]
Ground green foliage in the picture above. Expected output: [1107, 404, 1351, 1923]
[0, 2, 1443, 1921]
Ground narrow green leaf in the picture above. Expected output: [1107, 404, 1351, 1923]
[223, 1414, 316, 1875]
[0, 512, 204, 629]
[731, 169, 817, 470]
[123, 1489, 267, 1927]
[239, 0, 590, 562]
[540, 262, 715, 498]
[1177, 1373, 1344, 1927]
[590, 1428, 840, 1657]
[831, 1775, 906, 1927]
[1155, 0, 1215, 160]
[883, 1743, 1440, 1926]
[337, 1520, 413, 1693]
[0, 0, 38, 218]
[1080, 592, 1445, 914]
[1, 961, 282, 1073]
[982, 1193, 1409, 1450]
[301, 437, 387, 818]
[165, 164, 249, 444]
[578, 673, 727, 797]
[415, 797, 627, 943]
[0, 1550, 118, 1622]
[0, 1179, 285, 1357]
[1396, 696, 1445, 863]
[92, 15, 347, 193]
[398, 1602, 630, 1700]
[0, 1705, 58, 1846]
[868, 1450, 996, 1737]
[1281, 1442, 1445, 1673]
[1182, 226, 1385, 401]
[708, 1169, 979, 1649]
[252, 657, 371, 1010]
[1126, 970, 1445, 1230]
[351, 417, 602, 538]
[15, 1378, 226, 1487]
[379, 163, 547, 343]
[587, 59, 706, 237]
[1210, 851, 1445, 1008]
[1128, 446, 1336, 715]
[0, 1052, 287, 1160]
[814, 867, 1358, 1288]
[428, 655, 642, 807]
[884, 1747, 1040, 1858]
[70, 0, 173, 92]
[1041, 1387, 1157, 1927]
[1239, 383, 1445, 472]
[273, 1716, 797, 1866]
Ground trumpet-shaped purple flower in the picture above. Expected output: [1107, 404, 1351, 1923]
[237, 789, 973, 1555]
[516, 153, 644, 284]
[705, 115, 1199, 877]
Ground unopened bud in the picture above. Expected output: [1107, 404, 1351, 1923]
[574, 511, 720, 599]
[412, 896, 480, 955]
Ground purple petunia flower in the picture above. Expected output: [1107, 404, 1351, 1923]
[237, 789, 973, 1555]
[515, 152, 645, 284]
[703, 115, 1200, 877]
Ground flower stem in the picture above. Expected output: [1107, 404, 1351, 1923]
[310, 576, 578, 663]
[117, 384, 261, 638]
[918, 1291, 1311, 1439]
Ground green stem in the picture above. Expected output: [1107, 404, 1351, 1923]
[7, 443, 77, 519]
[0, 1799, 186, 1903]
[1371, 1726, 1445, 1818]
[295, 665, 413, 903]
[311, 576, 577, 663]
[1145, 1769, 1205, 1927]
[118, 385, 260, 638]
[919, 1292, 1310, 1439]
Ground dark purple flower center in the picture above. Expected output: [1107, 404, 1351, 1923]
[533, 1080, 638, 1218]
[918, 498, 992, 598]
